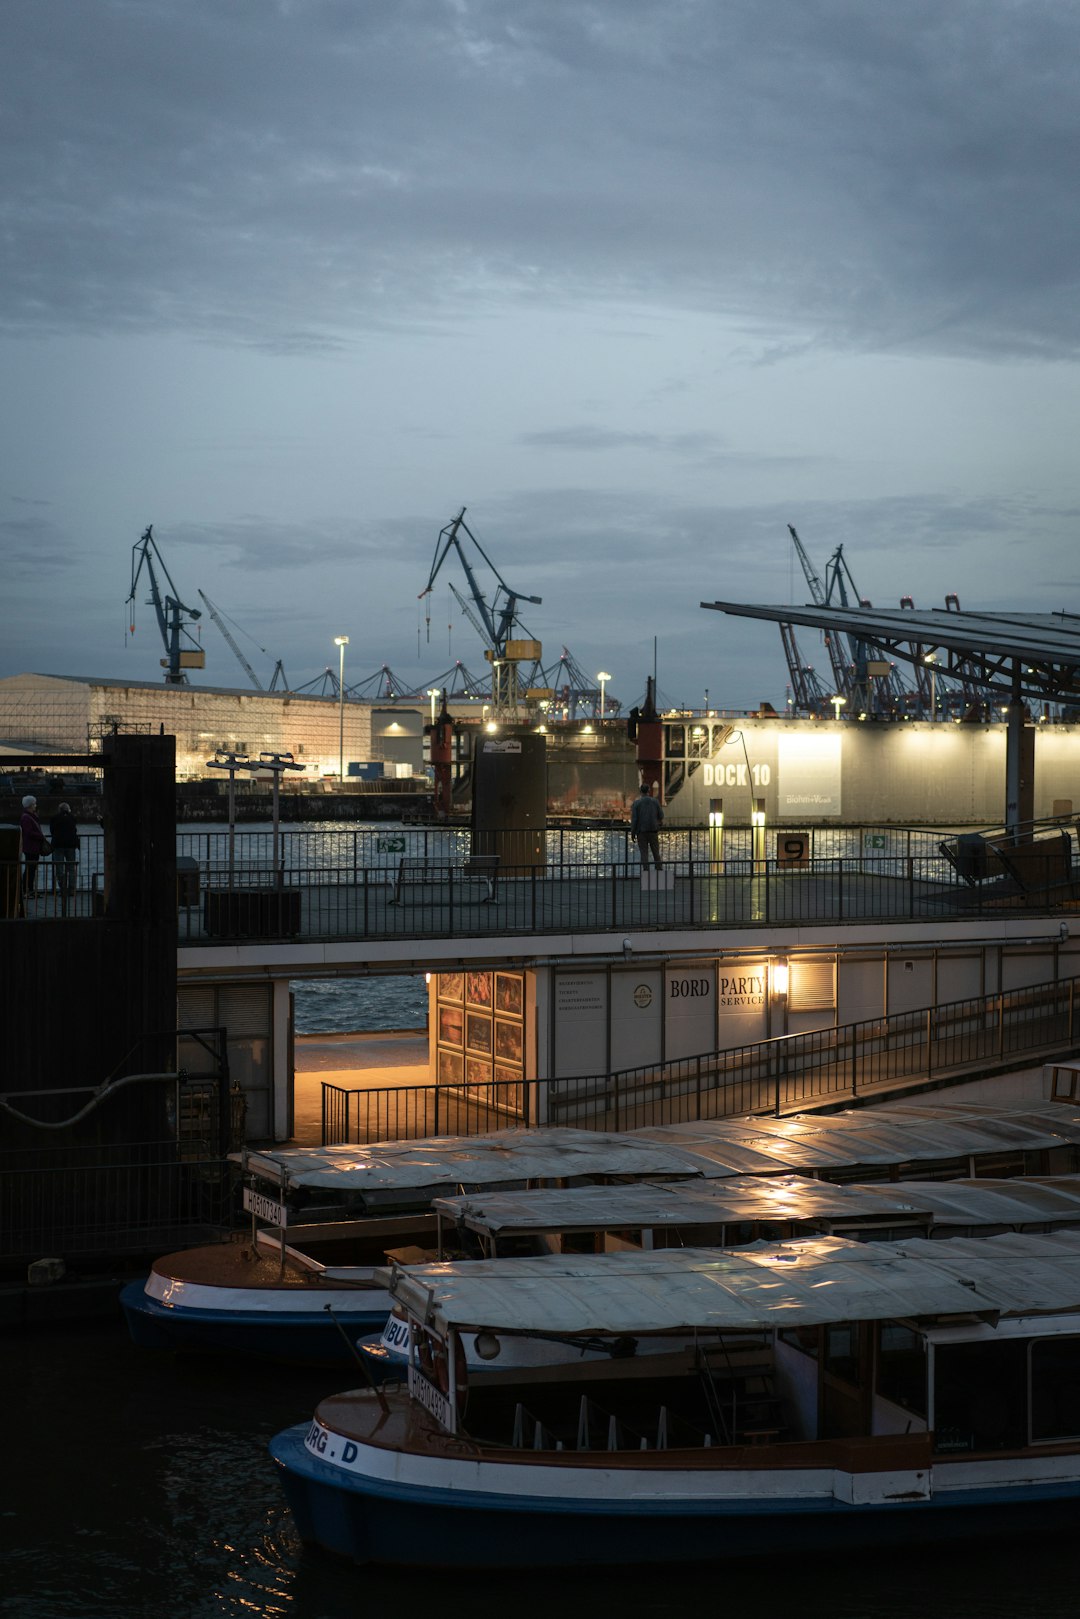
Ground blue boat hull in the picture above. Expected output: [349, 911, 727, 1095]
[120, 1282, 388, 1365]
[270, 1422, 1080, 1569]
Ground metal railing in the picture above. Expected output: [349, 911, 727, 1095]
[173, 850, 1078, 943]
[6, 822, 1077, 939]
[0, 1142, 239, 1264]
[321, 973, 1079, 1145]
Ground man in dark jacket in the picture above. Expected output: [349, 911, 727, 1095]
[630, 782, 664, 870]
[49, 801, 80, 913]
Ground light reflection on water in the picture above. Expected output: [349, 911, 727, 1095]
[5, 1320, 1080, 1619]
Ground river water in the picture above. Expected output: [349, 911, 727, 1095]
[5, 1318, 1080, 1619]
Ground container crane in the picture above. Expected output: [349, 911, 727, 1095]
[126, 525, 205, 685]
[420, 507, 542, 719]
[786, 525, 852, 700]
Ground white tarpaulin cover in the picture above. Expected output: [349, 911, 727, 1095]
[379, 1230, 1080, 1337]
[238, 1104, 1080, 1193]
[433, 1174, 1080, 1235]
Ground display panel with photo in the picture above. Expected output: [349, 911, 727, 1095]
[438, 972, 464, 1004]
[466, 1055, 492, 1090]
[495, 1018, 522, 1065]
[438, 1006, 464, 1047]
[493, 1064, 524, 1110]
[437, 1048, 464, 1086]
[465, 971, 493, 1010]
[465, 1012, 493, 1054]
[494, 972, 523, 1018]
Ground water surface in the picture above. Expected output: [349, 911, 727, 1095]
[4, 1319, 1079, 1619]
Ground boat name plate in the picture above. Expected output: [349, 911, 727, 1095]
[244, 1187, 288, 1226]
[408, 1364, 452, 1431]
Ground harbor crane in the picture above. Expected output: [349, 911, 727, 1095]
[196, 590, 290, 693]
[127, 525, 205, 685]
[197, 591, 262, 690]
[786, 525, 853, 703]
[420, 507, 542, 718]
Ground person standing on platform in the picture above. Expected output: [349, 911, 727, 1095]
[49, 801, 80, 914]
[19, 794, 48, 905]
[630, 782, 664, 870]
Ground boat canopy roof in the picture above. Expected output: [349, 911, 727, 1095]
[237, 1128, 725, 1194]
[634, 1103, 1080, 1173]
[239, 1104, 1080, 1194]
[379, 1230, 1080, 1338]
[432, 1174, 1080, 1236]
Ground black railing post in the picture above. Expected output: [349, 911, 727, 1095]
[851, 1024, 858, 1098]
[926, 1007, 933, 1079]
[689, 856, 695, 924]
[695, 1055, 702, 1121]
[433, 1080, 440, 1138]
[531, 862, 537, 933]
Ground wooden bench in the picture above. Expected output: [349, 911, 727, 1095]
[389, 854, 499, 905]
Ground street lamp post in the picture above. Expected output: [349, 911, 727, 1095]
[597, 671, 612, 721]
[427, 688, 440, 726]
[334, 635, 349, 780]
[206, 749, 249, 887]
[924, 653, 938, 721]
[830, 694, 847, 722]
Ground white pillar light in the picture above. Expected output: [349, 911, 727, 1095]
[334, 635, 349, 780]
[596, 672, 612, 722]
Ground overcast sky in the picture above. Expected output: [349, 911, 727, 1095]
[3, 0, 1078, 713]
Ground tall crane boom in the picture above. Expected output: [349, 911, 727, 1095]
[419, 507, 541, 658]
[126, 524, 204, 685]
[197, 591, 264, 690]
[786, 524, 851, 698]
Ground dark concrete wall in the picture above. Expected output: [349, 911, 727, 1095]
[0, 734, 177, 1156]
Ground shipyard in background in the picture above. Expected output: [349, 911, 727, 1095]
[1, 512, 1078, 828]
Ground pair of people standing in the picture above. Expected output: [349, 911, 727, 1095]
[19, 795, 80, 912]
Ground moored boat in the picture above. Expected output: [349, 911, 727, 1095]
[272, 1230, 1080, 1568]
[123, 1105, 1080, 1363]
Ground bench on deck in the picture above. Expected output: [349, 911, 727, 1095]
[389, 854, 499, 905]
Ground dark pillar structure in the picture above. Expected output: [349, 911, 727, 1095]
[0, 734, 178, 1156]
[472, 731, 547, 869]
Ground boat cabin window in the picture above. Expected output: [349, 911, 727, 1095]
[875, 1323, 927, 1417]
[558, 1231, 601, 1255]
[933, 1339, 1028, 1452]
[777, 1326, 819, 1359]
[1030, 1336, 1080, 1442]
[493, 1235, 550, 1258]
[823, 1323, 859, 1385]
[973, 1152, 1028, 1179]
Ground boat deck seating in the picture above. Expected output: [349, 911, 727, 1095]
[506, 1392, 783, 1453]
[389, 854, 499, 905]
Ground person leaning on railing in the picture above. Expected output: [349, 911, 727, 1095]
[49, 802, 80, 914]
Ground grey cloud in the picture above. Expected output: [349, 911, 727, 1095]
[3, 1, 1080, 357]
